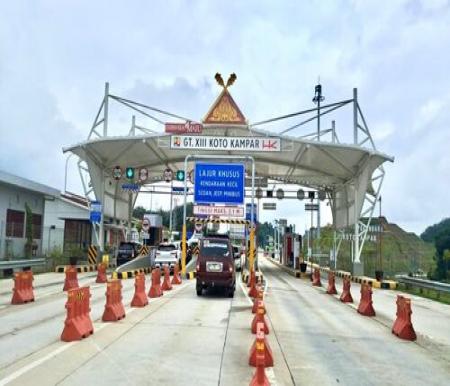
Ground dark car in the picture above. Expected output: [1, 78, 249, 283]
[116, 241, 142, 266]
[196, 237, 236, 297]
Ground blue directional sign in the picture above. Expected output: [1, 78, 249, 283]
[90, 201, 102, 223]
[194, 163, 245, 205]
[246, 203, 258, 223]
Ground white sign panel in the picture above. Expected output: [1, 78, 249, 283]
[171, 135, 281, 152]
[193, 205, 244, 217]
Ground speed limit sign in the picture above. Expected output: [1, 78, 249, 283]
[163, 168, 173, 182]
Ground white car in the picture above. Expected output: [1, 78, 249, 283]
[154, 243, 181, 271]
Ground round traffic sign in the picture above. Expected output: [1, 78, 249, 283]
[318, 190, 327, 201]
[142, 218, 150, 231]
[297, 189, 305, 200]
[255, 187, 263, 199]
[139, 168, 148, 182]
[163, 168, 173, 183]
[276, 188, 284, 200]
[112, 166, 122, 180]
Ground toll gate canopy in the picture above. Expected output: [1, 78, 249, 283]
[63, 75, 393, 269]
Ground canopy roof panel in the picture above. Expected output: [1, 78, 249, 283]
[64, 125, 392, 189]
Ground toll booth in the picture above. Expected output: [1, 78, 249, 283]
[282, 230, 293, 266]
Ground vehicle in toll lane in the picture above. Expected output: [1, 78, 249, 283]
[116, 241, 142, 266]
[154, 242, 181, 271]
[232, 245, 242, 271]
[196, 237, 236, 297]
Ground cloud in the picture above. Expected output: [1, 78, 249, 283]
[1, 0, 450, 235]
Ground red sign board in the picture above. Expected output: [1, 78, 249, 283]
[165, 122, 203, 134]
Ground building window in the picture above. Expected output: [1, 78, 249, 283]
[6, 209, 25, 238]
[32, 214, 42, 239]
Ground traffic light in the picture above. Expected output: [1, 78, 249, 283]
[125, 167, 135, 180]
[176, 170, 185, 181]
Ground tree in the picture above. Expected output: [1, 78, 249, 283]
[421, 218, 450, 280]
[132, 206, 147, 220]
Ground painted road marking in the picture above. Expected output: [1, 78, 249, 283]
[0, 282, 188, 385]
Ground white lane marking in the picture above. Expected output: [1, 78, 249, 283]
[239, 278, 253, 306]
[0, 283, 189, 385]
[0, 343, 74, 385]
[266, 367, 278, 386]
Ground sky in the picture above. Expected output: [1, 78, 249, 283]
[1, 0, 450, 235]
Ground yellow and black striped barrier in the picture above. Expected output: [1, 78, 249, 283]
[186, 217, 250, 225]
[87, 245, 98, 265]
[185, 271, 197, 280]
[111, 267, 152, 280]
[55, 263, 117, 273]
[139, 245, 149, 256]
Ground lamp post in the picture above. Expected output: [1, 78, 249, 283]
[313, 84, 324, 241]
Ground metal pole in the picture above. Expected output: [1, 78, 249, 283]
[317, 95, 321, 141]
[99, 171, 105, 251]
[353, 88, 358, 145]
[354, 184, 360, 264]
[332, 120, 336, 143]
[317, 194, 321, 243]
[169, 180, 173, 236]
[104, 82, 109, 137]
[128, 191, 132, 241]
[64, 153, 74, 193]
[131, 115, 136, 136]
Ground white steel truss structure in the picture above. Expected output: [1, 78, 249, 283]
[66, 82, 392, 275]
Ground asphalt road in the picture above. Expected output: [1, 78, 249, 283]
[0, 262, 449, 386]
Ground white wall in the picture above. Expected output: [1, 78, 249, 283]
[42, 197, 89, 255]
[0, 183, 45, 259]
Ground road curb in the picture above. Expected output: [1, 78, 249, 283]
[55, 264, 117, 273]
[111, 267, 152, 280]
[266, 257, 397, 289]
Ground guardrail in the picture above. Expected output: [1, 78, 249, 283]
[397, 275, 450, 294]
[0, 258, 46, 270]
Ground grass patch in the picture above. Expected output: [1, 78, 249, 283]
[397, 283, 450, 305]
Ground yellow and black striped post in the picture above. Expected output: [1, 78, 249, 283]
[87, 245, 98, 265]
[139, 245, 149, 256]
[249, 227, 256, 274]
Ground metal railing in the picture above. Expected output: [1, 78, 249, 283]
[0, 258, 46, 270]
[397, 275, 450, 294]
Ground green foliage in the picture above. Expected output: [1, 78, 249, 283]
[421, 218, 450, 280]
[256, 222, 275, 247]
[24, 202, 33, 258]
[132, 206, 147, 220]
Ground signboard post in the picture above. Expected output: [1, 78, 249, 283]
[194, 163, 245, 205]
[90, 201, 102, 223]
[245, 203, 258, 223]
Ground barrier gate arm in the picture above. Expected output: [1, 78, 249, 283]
[181, 154, 256, 276]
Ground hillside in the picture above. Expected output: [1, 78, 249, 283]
[310, 217, 435, 278]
